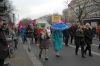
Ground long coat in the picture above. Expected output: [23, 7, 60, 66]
[51, 30, 63, 52]
[63, 28, 69, 38]
[84, 28, 93, 44]
[26, 27, 33, 38]
[0, 28, 9, 59]
[75, 29, 85, 46]
[39, 30, 51, 49]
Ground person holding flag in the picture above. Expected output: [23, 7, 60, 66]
[18, 21, 27, 44]
[29, 19, 34, 44]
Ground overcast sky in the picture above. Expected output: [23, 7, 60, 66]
[11, 0, 71, 21]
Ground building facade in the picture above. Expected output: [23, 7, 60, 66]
[65, 0, 100, 25]
[63, 8, 69, 22]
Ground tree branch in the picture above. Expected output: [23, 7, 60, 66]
[92, 0, 100, 3]
[68, 4, 78, 18]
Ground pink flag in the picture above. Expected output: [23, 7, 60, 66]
[18, 21, 23, 31]
[29, 19, 34, 29]
[59, 20, 64, 23]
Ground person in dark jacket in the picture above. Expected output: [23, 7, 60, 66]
[84, 23, 93, 57]
[75, 25, 86, 58]
[26, 25, 34, 52]
[0, 20, 9, 66]
[99, 31, 100, 49]
[34, 25, 38, 44]
[20, 27, 27, 44]
[69, 24, 78, 44]
[63, 28, 70, 46]
[97, 25, 100, 49]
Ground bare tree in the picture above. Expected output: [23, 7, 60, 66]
[5, 0, 14, 23]
[0, 0, 14, 23]
[92, 0, 100, 8]
[5, 0, 14, 13]
[68, 0, 99, 23]
[92, 0, 100, 3]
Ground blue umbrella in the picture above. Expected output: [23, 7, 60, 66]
[51, 23, 69, 31]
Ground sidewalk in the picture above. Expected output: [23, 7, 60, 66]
[9, 43, 34, 66]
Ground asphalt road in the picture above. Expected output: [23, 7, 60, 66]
[30, 37, 100, 66]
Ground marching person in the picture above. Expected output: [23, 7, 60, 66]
[38, 27, 51, 60]
[84, 23, 93, 57]
[96, 25, 100, 49]
[51, 30, 63, 57]
[26, 25, 33, 52]
[20, 26, 27, 44]
[63, 28, 70, 46]
[75, 25, 86, 58]
[99, 31, 100, 49]
[69, 24, 77, 44]
[34, 25, 40, 44]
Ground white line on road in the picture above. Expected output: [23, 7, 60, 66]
[69, 45, 100, 56]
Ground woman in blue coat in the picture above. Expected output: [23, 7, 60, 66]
[51, 30, 63, 57]
[20, 27, 27, 44]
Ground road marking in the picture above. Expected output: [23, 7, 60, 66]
[69, 45, 100, 56]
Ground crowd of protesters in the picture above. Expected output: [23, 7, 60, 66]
[63, 22, 100, 58]
[0, 17, 100, 66]
[14, 21, 100, 60]
[18, 23, 51, 60]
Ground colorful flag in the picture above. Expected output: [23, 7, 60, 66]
[18, 21, 23, 31]
[59, 20, 64, 23]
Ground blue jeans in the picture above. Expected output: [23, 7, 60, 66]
[21, 35, 27, 44]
